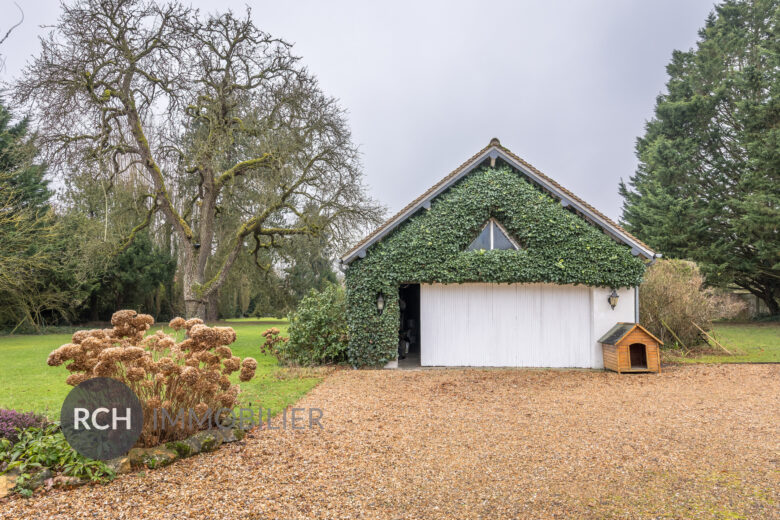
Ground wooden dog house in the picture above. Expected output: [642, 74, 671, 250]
[598, 323, 662, 373]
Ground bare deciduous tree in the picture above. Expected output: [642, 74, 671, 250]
[15, 0, 382, 318]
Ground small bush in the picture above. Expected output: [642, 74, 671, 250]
[0, 410, 47, 444]
[259, 327, 288, 360]
[47, 310, 258, 446]
[640, 259, 746, 347]
[0, 424, 114, 488]
[282, 284, 349, 365]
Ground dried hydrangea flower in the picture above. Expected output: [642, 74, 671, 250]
[181, 366, 199, 385]
[169, 317, 186, 331]
[216, 392, 235, 408]
[194, 402, 209, 417]
[93, 360, 115, 376]
[184, 318, 204, 330]
[215, 346, 233, 359]
[48, 310, 258, 446]
[203, 370, 220, 384]
[66, 373, 89, 386]
[222, 357, 240, 374]
[157, 357, 176, 373]
[47, 350, 65, 367]
[126, 367, 146, 381]
[215, 327, 237, 344]
[119, 346, 146, 362]
[71, 330, 91, 344]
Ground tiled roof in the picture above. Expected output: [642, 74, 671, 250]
[341, 138, 656, 263]
[598, 322, 664, 345]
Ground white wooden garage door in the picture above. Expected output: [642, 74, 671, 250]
[420, 283, 593, 367]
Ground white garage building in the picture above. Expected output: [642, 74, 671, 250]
[342, 139, 658, 369]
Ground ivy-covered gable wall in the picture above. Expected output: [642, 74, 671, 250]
[344, 166, 646, 367]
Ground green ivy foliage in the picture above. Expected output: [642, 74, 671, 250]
[345, 167, 647, 367]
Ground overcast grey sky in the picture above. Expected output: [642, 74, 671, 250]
[0, 0, 715, 221]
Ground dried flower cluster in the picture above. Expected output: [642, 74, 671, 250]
[259, 327, 288, 360]
[47, 310, 257, 446]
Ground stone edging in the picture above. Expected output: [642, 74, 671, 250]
[0, 428, 246, 497]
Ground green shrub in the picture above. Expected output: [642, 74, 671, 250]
[0, 424, 115, 492]
[282, 284, 349, 365]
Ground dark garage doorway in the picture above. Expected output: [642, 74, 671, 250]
[398, 284, 420, 367]
[629, 343, 648, 370]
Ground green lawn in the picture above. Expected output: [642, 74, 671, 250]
[665, 322, 780, 364]
[0, 318, 323, 418]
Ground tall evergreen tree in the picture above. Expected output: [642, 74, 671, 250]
[621, 0, 780, 315]
[0, 104, 49, 210]
[0, 101, 67, 330]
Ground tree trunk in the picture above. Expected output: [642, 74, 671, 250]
[205, 291, 219, 322]
[746, 285, 779, 317]
[182, 250, 206, 319]
[764, 294, 779, 316]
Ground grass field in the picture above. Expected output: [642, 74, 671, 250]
[1, 320, 776, 417]
[0, 318, 324, 418]
[664, 322, 780, 364]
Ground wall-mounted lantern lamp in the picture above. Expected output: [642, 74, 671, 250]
[608, 289, 619, 310]
[376, 292, 385, 316]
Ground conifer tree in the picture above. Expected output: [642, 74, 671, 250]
[621, 0, 780, 314]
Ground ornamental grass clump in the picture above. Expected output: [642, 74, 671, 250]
[47, 310, 257, 446]
[640, 259, 746, 348]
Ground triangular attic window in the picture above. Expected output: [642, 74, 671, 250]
[467, 218, 519, 251]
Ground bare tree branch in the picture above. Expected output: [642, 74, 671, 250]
[0, 1, 23, 46]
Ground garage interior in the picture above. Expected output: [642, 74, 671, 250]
[398, 283, 421, 368]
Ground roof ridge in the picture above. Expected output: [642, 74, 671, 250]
[341, 139, 656, 262]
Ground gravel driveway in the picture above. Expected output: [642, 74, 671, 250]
[2, 364, 778, 519]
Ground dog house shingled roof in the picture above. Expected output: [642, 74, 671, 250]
[598, 323, 663, 346]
